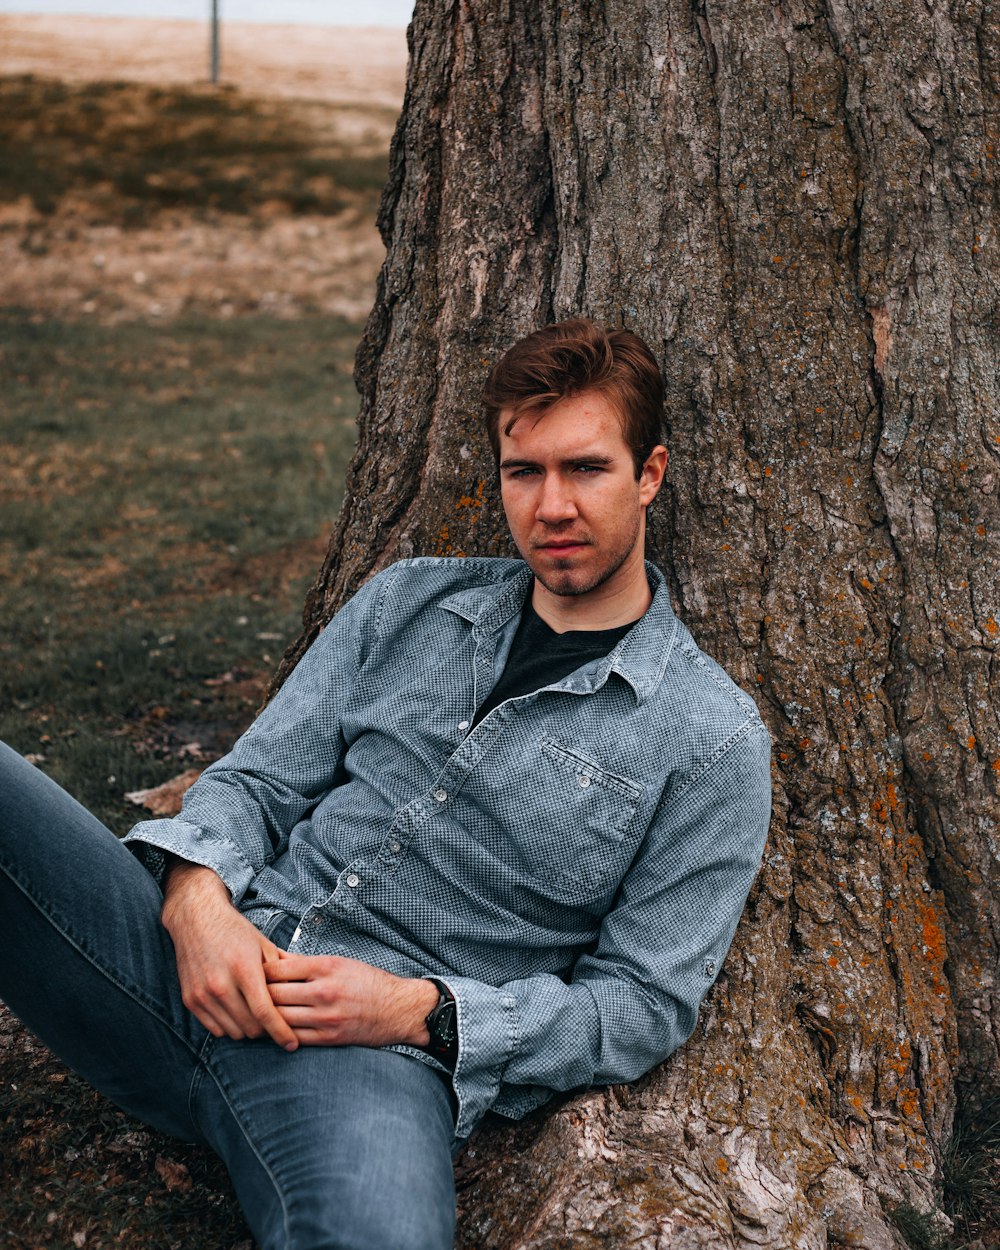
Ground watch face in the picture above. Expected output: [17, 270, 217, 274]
[432, 1001, 456, 1040]
[429, 1000, 457, 1056]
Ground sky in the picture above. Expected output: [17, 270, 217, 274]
[0, 0, 413, 24]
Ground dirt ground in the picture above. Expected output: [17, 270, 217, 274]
[0, 14, 407, 323]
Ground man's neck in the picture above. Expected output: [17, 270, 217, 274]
[530, 570, 653, 634]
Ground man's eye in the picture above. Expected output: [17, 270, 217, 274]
[508, 467, 538, 479]
[576, 464, 603, 474]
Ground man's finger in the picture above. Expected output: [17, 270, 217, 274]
[289, 1026, 328, 1046]
[259, 937, 285, 963]
[263, 954, 322, 981]
[241, 978, 299, 1050]
[271, 1005, 330, 1029]
[265, 981, 311, 1006]
[186, 995, 252, 1041]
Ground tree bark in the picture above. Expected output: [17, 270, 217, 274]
[275, 1, 999, 1243]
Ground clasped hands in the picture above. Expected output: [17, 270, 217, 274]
[161, 859, 439, 1053]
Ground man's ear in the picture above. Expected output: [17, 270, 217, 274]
[638, 445, 668, 506]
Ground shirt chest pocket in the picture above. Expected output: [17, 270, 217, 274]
[502, 739, 644, 898]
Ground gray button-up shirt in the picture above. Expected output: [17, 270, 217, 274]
[126, 557, 772, 1139]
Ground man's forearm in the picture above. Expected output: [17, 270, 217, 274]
[161, 854, 231, 927]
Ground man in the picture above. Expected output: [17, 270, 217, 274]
[0, 318, 771, 1250]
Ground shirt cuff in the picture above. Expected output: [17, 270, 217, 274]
[435, 973, 520, 1140]
[123, 818, 257, 904]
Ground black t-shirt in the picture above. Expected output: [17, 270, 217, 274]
[472, 600, 638, 728]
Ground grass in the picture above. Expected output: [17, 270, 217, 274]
[891, 1090, 1000, 1250]
[0, 308, 361, 831]
[0, 307, 363, 1247]
[942, 1091, 1000, 1243]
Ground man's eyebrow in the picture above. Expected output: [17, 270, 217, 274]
[499, 454, 616, 470]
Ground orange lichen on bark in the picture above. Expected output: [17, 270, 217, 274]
[455, 479, 485, 511]
[888, 1041, 911, 1078]
[919, 903, 949, 997]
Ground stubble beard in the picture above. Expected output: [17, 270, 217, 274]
[529, 514, 642, 599]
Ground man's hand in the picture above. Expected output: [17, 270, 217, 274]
[161, 858, 298, 1052]
[264, 954, 440, 1048]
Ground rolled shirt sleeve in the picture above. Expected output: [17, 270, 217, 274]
[440, 717, 772, 1138]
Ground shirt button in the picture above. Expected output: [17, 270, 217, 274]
[311, 914, 322, 925]
[705, 960, 717, 977]
[346, 873, 360, 888]
[458, 721, 470, 731]
[389, 840, 401, 854]
[434, 789, 448, 802]
[579, 775, 591, 788]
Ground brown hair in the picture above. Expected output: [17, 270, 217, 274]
[483, 318, 664, 477]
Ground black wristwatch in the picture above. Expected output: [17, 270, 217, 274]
[423, 979, 458, 1068]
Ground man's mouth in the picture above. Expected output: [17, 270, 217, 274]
[533, 539, 590, 554]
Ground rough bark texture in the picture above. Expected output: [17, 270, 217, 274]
[273, 1, 999, 1244]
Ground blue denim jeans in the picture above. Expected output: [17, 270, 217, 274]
[0, 743, 456, 1250]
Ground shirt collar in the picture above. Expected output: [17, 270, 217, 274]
[441, 560, 678, 705]
[607, 564, 678, 704]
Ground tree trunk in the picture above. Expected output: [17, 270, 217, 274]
[276, 1, 999, 1243]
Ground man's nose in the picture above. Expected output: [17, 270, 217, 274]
[535, 474, 578, 524]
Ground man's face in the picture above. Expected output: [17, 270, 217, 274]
[498, 390, 666, 615]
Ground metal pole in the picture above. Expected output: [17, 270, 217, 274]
[210, 0, 220, 84]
